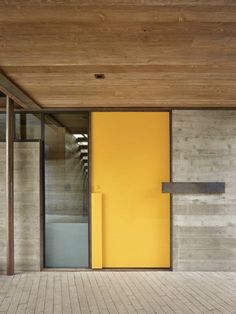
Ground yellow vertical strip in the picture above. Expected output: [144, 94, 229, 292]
[91, 193, 103, 269]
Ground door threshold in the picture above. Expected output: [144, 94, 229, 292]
[42, 268, 92, 272]
[101, 267, 172, 271]
[42, 267, 172, 272]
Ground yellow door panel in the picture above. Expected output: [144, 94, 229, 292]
[91, 112, 170, 268]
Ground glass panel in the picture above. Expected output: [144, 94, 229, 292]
[0, 114, 6, 140]
[15, 113, 41, 140]
[44, 113, 89, 268]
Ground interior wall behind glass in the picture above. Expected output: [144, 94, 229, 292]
[44, 113, 89, 268]
[15, 113, 41, 140]
[0, 114, 6, 140]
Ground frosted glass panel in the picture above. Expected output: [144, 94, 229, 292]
[45, 215, 88, 268]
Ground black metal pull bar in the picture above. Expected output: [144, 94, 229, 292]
[162, 182, 225, 194]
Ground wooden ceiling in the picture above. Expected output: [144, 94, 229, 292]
[1, 1, 236, 108]
[52, 113, 88, 134]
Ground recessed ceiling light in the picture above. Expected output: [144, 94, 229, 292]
[94, 73, 105, 79]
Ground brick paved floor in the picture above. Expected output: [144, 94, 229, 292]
[0, 271, 236, 313]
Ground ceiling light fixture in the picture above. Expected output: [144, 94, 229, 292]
[94, 73, 105, 79]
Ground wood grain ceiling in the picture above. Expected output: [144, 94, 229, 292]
[1, 1, 236, 108]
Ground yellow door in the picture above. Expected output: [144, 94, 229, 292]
[91, 112, 170, 268]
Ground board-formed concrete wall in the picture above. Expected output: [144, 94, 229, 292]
[0, 142, 41, 273]
[173, 110, 236, 271]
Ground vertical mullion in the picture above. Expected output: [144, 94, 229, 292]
[41, 113, 45, 269]
[6, 96, 14, 276]
[88, 112, 91, 268]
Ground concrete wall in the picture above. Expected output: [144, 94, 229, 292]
[173, 110, 236, 271]
[0, 142, 41, 273]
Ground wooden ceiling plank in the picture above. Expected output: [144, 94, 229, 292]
[1, 1, 236, 6]
[3, 64, 236, 74]
[1, 5, 236, 24]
